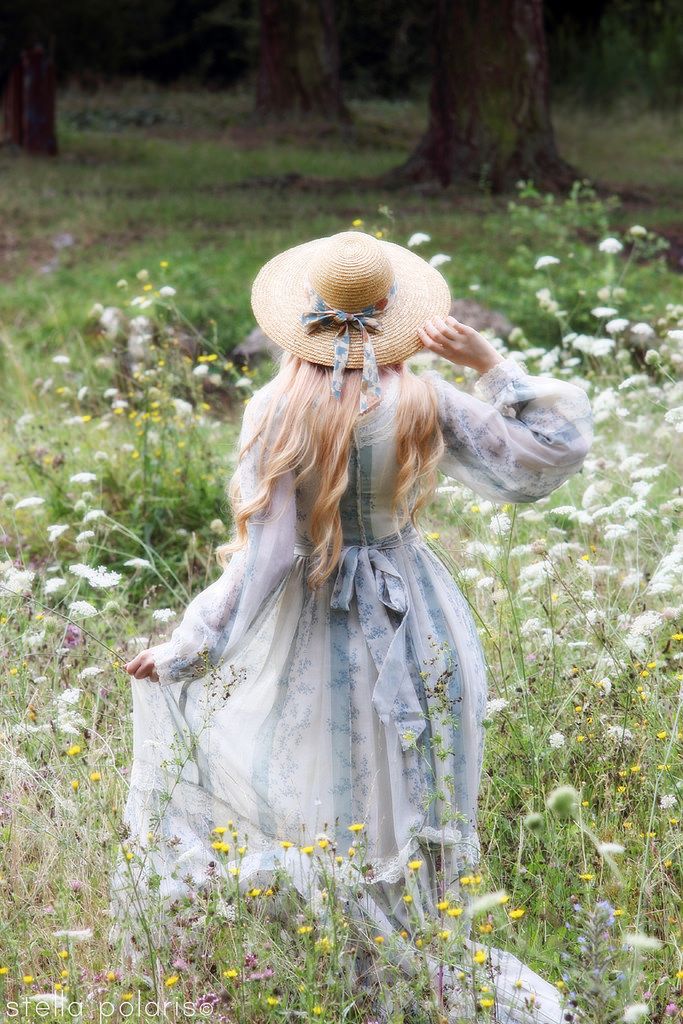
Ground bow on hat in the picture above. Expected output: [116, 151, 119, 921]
[301, 280, 398, 414]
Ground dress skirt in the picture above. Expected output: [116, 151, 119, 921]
[110, 521, 569, 1023]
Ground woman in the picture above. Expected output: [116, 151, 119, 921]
[113, 231, 592, 1021]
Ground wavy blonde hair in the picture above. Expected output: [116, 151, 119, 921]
[216, 351, 445, 590]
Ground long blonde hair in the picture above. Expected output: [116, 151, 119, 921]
[216, 351, 445, 590]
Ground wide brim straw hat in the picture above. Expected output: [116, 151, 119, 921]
[251, 229, 451, 369]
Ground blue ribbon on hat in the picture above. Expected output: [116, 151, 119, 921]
[301, 280, 398, 414]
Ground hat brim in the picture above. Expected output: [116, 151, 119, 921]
[250, 236, 451, 369]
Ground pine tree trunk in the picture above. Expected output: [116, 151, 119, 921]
[388, 0, 574, 191]
[256, 0, 349, 121]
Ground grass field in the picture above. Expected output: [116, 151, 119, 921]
[0, 87, 682, 1022]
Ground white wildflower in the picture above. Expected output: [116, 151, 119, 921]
[485, 698, 509, 718]
[52, 354, 71, 365]
[82, 509, 106, 523]
[630, 322, 654, 338]
[599, 237, 623, 254]
[628, 224, 647, 237]
[152, 608, 176, 623]
[664, 407, 683, 433]
[623, 1005, 649, 1023]
[193, 363, 210, 377]
[78, 666, 103, 679]
[591, 306, 619, 318]
[407, 232, 431, 248]
[68, 600, 98, 618]
[69, 563, 121, 589]
[75, 530, 95, 544]
[489, 513, 512, 536]
[124, 557, 152, 568]
[159, 285, 176, 297]
[44, 577, 67, 594]
[667, 329, 683, 343]
[659, 794, 676, 810]
[548, 732, 565, 749]
[534, 255, 560, 269]
[571, 334, 614, 357]
[15, 496, 45, 510]
[605, 318, 630, 335]
[70, 472, 97, 484]
[429, 254, 451, 268]
[47, 524, 70, 542]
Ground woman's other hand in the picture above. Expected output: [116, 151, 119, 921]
[418, 315, 506, 374]
[125, 649, 159, 682]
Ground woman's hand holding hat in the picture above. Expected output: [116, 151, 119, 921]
[418, 315, 505, 374]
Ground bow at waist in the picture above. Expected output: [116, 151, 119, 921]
[294, 522, 425, 751]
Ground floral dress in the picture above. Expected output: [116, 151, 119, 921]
[109, 358, 593, 1022]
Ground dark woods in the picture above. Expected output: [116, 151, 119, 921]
[2, 0, 682, 107]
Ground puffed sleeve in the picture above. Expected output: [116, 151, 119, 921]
[149, 381, 297, 685]
[422, 358, 593, 503]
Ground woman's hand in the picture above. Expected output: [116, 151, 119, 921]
[418, 315, 506, 374]
[125, 649, 159, 682]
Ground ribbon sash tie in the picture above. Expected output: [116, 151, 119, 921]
[329, 540, 425, 751]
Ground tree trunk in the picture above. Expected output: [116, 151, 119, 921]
[256, 0, 349, 121]
[388, 0, 574, 192]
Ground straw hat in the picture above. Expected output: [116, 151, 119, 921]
[251, 230, 451, 371]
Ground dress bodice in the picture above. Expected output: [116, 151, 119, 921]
[293, 374, 415, 547]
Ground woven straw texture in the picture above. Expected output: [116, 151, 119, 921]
[251, 231, 451, 368]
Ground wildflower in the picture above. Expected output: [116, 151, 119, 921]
[508, 908, 525, 919]
[15, 496, 45, 510]
[631, 322, 654, 338]
[623, 1004, 649, 1023]
[408, 859, 423, 871]
[534, 255, 560, 269]
[473, 950, 487, 964]
[152, 608, 175, 623]
[347, 822, 365, 833]
[69, 472, 97, 484]
[47, 524, 70, 542]
[165, 975, 179, 987]
[66, 744, 82, 756]
[68, 601, 98, 618]
[548, 732, 565, 749]
[300, 845, 314, 855]
[266, 996, 280, 1006]
[279, 840, 293, 849]
[89, 771, 101, 782]
[124, 557, 152, 569]
[599, 237, 623, 254]
[223, 969, 238, 979]
[69, 564, 121, 589]
[429, 254, 451, 268]
[44, 577, 67, 594]
[407, 233, 431, 248]
[159, 286, 176, 298]
[591, 307, 619, 318]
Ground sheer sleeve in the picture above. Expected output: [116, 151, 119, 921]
[422, 358, 593, 503]
[149, 381, 297, 685]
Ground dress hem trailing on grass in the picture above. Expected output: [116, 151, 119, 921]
[108, 360, 592, 1024]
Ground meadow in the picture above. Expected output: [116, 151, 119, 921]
[0, 87, 682, 1022]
